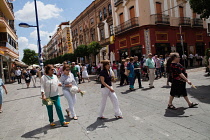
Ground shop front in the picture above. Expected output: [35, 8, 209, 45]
[130, 45, 143, 58]
[195, 42, 205, 56]
[176, 43, 188, 56]
[155, 43, 171, 56]
[119, 48, 129, 60]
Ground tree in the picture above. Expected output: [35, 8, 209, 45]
[88, 41, 102, 55]
[22, 49, 39, 65]
[74, 45, 89, 57]
[190, 0, 210, 19]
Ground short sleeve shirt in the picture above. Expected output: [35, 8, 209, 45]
[70, 67, 79, 77]
[145, 58, 155, 69]
[100, 70, 112, 88]
[170, 63, 187, 81]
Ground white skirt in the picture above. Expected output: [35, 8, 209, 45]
[82, 71, 89, 78]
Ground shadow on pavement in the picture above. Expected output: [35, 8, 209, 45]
[121, 89, 135, 94]
[4, 95, 40, 103]
[187, 85, 210, 104]
[164, 107, 189, 117]
[21, 120, 62, 139]
[161, 85, 171, 89]
[141, 87, 153, 91]
[86, 118, 117, 132]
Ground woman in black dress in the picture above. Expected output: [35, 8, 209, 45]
[23, 69, 31, 88]
[167, 53, 198, 110]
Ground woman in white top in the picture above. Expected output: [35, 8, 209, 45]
[81, 64, 90, 83]
[41, 64, 69, 127]
[60, 65, 80, 120]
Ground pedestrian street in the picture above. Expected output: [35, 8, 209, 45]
[0, 67, 210, 140]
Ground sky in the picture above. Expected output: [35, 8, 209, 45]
[12, 0, 94, 60]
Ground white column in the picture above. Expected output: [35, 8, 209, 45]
[135, 0, 140, 17]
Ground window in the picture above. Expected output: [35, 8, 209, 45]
[109, 24, 114, 36]
[104, 8, 107, 19]
[91, 29, 95, 41]
[99, 11, 103, 21]
[156, 2, 162, 14]
[80, 26, 83, 32]
[90, 18, 94, 24]
[108, 4, 112, 15]
[100, 28, 105, 40]
[119, 13, 124, 24]
[129, 6, 135, 19]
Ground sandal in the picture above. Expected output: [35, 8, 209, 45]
[167, 104, 177, 110]
[50, 122, 56, 126]
[66, 109, 70, 117]
[189, 103, 198, 108]
[98, 116, 106, 119]
[72, 116, 78, 120]
[115, 116, 123, 119]
[62, 122, 70, 127]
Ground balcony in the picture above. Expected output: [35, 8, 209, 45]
[114, 0, 123, 7]
[179, 17, 191, 26]
[114, 17, 139, 35]
[192, 18, 203, 27]
[99, 38, 110, 46]
[0, 13, 16, 33]
[151, 14, 170, 25]
[0, 42, 19, 55]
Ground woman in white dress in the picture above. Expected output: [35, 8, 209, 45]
[82, 64, 90, 83]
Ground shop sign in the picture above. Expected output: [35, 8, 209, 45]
[144, 29, 151, 55]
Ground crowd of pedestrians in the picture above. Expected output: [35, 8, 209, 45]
[1, 51, 208, 127]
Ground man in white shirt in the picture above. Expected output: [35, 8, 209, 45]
[15, 67, 22, 84]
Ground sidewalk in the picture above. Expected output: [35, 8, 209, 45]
[0, 67, 210, 140]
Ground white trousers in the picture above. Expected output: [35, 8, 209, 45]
[149, 69, 155, 86]
[63, 89, 77, 117]
[99, 87, 122, 117]
[31, 75, 36, 87]
[113, 69, 118, 78]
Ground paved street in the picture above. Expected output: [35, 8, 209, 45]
[0, 67, 210, 140]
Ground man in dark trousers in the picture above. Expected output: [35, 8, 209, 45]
[134, 56, 144, 88]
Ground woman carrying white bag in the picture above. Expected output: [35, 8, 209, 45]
[60, 65, 81, 120]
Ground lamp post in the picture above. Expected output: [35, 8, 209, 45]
[19, 0, 43, 69]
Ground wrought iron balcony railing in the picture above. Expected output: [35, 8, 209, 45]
[114, 0, 123, 7]
[114, 17, 139, 35]
[192, 18, 203, 27]
[151, 14, 170, 25]
[179, 17, 191, 26]
[0, 42, 19, 54]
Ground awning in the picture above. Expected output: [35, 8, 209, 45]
[14, 60, 28, 67]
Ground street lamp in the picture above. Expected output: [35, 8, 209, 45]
[19, 0, 43, 69]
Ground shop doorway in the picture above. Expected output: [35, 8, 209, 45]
[176, 43, 188, 56]
[119, 48, 129, 60]
[130, 45, 142, 59]
[155, 43, 171, 56]
[196, 42, 205, 56]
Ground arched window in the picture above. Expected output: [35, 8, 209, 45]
[104, 7, 107, 19]
[99, 11, 103, 21]
[108, 4, 112, 15]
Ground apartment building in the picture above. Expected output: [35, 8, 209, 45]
[44, 22, 72, 60]
[0, 0, 19, 82]
[71, 0, 113, 63]
[112, 0, 210, 60]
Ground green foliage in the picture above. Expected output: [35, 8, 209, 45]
[88, 41, 102, 55]
[44, 53, 76, 65]
[74, 45, 89, 57]
[190, 0, 210, 19]
[22, 49, 39, 65]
